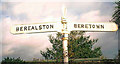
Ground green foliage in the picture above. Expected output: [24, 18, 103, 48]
[111, 1, 120, 29]
[40, 32, 63, 61]
[68, 31, 102, 59]
[40, 31, 102, 61]
[118, 50, 120, 59]
[1, 57, 25, 64]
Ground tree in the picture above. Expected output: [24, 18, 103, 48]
[111, 1, 120, 61]
[40, 31, 102, 61]
[111, 1, 120, 29]
[118, 50, 120, 60]
[1, 57, 25, 64]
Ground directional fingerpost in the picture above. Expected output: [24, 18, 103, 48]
[11, 5, 118, 64]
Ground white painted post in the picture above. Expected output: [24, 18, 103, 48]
[61, 6, 69, 63]
[62, 33, 68, 63]
[61, 19, 69, 63]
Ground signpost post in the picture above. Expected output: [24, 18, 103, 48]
[61, 6, 69, 63]
[11, 6, 118, 64]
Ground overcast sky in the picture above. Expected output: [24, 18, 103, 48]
[0, 0, 119, 61]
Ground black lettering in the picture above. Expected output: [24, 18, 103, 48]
[81, 24, 84, 28]
[28, 26, 31, 30]
[16, 27, 19, 31]
[35, 26, 38, 30]
[96, 25, 100, 29]
[31, 26, 35, 30]
[78, 24, 80, 28]
[39, 25, 42, 30]
[43, 25, 46, 29]
[74, 24, 77, 28]
[85, 24, 88, 28]
[20, 27, 23, 31]
[92, 25, 95, 28]
[50, 25, 54, 29]
[101, 25, 104, 29]
[89, 24, 92, 28]
[24, 26, 27, 31]
[46, 25, 49, 29]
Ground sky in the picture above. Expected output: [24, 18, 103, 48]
[0, 0, 119, 61]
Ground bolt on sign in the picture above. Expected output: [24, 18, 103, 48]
[11, 22, 62, 34]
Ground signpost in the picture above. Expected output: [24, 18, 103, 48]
[11, 6, 118, 64]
